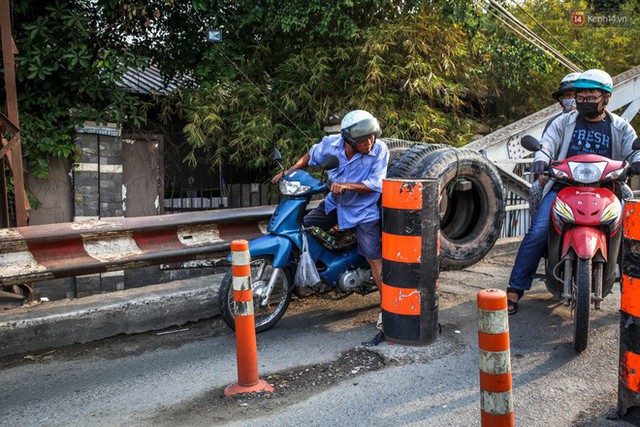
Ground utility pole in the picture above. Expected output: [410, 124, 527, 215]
[0, 0, 29, 226]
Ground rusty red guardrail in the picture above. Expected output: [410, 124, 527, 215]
[0, 205, 286, 286]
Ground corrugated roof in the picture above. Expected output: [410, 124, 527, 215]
[116, 64, 195, 95]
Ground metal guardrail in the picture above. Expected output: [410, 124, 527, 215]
[0, 206, 282, 286]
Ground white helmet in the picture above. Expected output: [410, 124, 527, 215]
[340, 110, 381, 144]
[552, 72, 581, 101]
[573, 69, 613, 94]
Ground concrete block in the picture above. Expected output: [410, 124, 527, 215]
[0, 276, 220, 357]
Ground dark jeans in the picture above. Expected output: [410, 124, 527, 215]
[509, 190, 558, 291]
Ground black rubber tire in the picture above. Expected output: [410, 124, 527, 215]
[218, 256, 293, 333]
[409, 148, 505, 270]
[381, 138, 420, 167]
[387, 143, 448, 179]
[573, 257, 591, 353]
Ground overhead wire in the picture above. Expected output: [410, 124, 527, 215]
[512, 0, 588, 70]
[486, 0, 581, 71]
[472, 0, 579, 72]
[477, 0, 582, 73]
[483, 0, 582, 72]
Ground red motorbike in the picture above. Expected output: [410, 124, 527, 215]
[522, 135, 640, 353]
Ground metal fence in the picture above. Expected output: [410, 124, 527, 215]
[501, 162, 533, 239]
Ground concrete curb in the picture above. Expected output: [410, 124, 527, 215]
[0, 277, 219, 357]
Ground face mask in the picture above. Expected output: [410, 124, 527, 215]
[576, 101, 602, 119]
[561, 98, 576, 113]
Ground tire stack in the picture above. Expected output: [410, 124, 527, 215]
[384, 141, 505, 270]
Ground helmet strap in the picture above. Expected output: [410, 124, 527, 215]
[341, 129, 358, 152]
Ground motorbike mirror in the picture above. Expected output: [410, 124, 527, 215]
[632, 137, 640, 151]
[321, 155, 339, 170]
[273, 148, 282, 162]
[521, 135, 542, 152]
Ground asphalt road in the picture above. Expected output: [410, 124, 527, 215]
[0, 251, 637, 426]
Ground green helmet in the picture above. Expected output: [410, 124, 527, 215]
[572, 69, 613, 94]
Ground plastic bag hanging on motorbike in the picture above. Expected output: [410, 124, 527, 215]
[294, 234, 322, 289]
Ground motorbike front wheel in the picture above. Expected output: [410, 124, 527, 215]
[218, 256, 293, 333]
[573, 257, 592, 353]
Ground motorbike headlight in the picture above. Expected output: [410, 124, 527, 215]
[553, 197, 575, 227]
[600, 199, 622, 231]
[568, 161, 607, 184]
[279, 179, 312, 195]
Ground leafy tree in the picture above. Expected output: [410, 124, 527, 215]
[5, 0, 214, 178]
[5, 0, 640, 183]
[179, 0, 558, 171]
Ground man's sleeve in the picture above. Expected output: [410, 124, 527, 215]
[542, 113, 560, 137]
[620, 120, 639, 162]
[308, 138, 327, 166]
[361, 145, 390, 192]
[536, 115, 564, 162]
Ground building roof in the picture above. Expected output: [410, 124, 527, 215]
[116, 64, 195, 95]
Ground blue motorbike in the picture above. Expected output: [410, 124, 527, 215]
[218, 150, 376, 332]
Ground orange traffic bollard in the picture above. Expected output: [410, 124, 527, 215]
[381, 178, 439, 346]
[224, 239, 274, 396]
[618, 200, 640, 417]
[477, 289, 514, 426]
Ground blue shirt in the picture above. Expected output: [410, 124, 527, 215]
[308, 134, 389, 228]
[566, 115, 612, 158]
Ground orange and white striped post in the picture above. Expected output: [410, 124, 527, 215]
[477, 289, 514, 426]
[224, 239, 274, 396]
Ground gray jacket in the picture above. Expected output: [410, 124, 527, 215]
[534, 110, 639, 197]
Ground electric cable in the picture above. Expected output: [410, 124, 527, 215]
[473, 0, 580, 72]
[479, 0, 582, 72]
[512, 0, 588, 70]
[487, 0, 581, 72]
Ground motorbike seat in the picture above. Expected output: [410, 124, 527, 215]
[307, 226, 357, 251]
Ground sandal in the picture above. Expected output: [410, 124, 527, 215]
[506, 287, 524, 315]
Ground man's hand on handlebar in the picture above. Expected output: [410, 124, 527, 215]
[531, 161, 548, 176]
[271, 171, 286, 184]
[331, 182, 349, 195]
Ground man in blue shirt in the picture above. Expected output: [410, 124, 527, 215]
[507, 69, 640, 315]
[272, 110, 389, 292]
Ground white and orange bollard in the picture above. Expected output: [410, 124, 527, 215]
[224, 239, 274, 396]
[477, 289, 514, 426]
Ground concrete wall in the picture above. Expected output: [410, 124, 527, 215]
[27, 155, 75, 300]
[27, 156, 73, 225]
[122, 133, 164, 217]
[73, 124, 125, 296]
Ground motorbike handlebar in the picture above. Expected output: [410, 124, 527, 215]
[325, 181, 347, 195]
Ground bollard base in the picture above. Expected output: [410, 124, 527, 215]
[224, 379, 274, 396]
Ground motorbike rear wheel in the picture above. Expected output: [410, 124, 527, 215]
[218, 256, 292, 333]
[573, 257, 592, 353]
